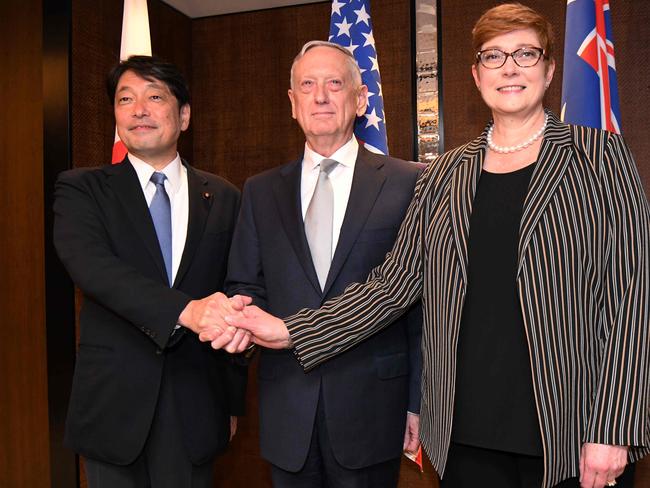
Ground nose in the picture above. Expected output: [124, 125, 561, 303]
[314, 82, 329, 104]
[501, 54, 519, 76]
[132, 98, 150, 117]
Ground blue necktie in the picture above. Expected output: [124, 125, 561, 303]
[149, 172, 172, 285]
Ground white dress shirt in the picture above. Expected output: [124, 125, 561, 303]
[129, 153, 189, 285]
[300, 137, 358, 258]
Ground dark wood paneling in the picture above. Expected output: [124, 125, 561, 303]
[612, 1, 650, 191]
[43, 0, 79, 485]
[0, 0, 51, 486]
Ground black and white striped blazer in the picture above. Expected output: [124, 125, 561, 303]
[285, 111, 650, 487]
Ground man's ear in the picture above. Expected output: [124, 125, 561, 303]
[180, 103, 191, 131]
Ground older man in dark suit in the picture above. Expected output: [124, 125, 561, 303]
[219, 41, 422, 488]
[53, 56, 246, 488]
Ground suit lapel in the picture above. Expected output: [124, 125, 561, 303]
[106, 158, 168, 283]
[517, 112, 573, 274]
[449, 136, 484, 286]
[272, 159, 323, 295]
[174, 161, 210, 287]
[322, 148, 386, 296]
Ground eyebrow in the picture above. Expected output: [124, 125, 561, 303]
[116, 82, 166, 93]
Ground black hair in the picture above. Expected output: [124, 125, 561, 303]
[106, 55, 190, 108]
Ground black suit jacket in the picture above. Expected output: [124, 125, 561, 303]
[53, 158, 246, 466]
[226, 147, 422, 471]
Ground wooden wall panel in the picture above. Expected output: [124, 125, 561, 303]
[0, 0, 51, 486]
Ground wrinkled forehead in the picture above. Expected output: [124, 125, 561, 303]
[291, 46, 361, 86]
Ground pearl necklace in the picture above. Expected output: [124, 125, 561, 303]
[487, 113, 548, 154]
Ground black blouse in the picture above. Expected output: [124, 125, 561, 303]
[451, 162, 543, 456]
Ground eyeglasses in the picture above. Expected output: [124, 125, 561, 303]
[476, 47, 546, 69]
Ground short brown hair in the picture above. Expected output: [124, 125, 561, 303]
[472, 3, 554, 61]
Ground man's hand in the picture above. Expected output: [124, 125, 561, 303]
[403, 412, 420, 454]
[579, 442, 628, 488]
[229, 416, 237, 441]
[224, 305, 292, 349]
[179, 292, 251, 349]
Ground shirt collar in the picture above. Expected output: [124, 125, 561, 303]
[303, 136, 359, 171]
[129, 153, 183, 194]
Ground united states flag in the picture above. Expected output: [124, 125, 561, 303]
[561, 0, 621, 133]
[329, 0, 388, 154]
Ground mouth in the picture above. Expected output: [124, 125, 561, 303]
[129, 124, 157, 131]
[497, 85, 526, 92]
[312, 111, 335, 118]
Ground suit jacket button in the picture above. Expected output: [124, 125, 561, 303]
[156, 348, 163, 355]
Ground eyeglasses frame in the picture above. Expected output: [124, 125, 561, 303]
[475, 46, 546, 69]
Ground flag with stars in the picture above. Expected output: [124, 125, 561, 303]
[329, 0, 388, 154]
[561, 0, 621, 133]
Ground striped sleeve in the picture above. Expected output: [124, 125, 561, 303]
[285, 163, 430, 371]
[585, 131, 650, 449]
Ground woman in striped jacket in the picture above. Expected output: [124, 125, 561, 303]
[219, 3, 649, 487]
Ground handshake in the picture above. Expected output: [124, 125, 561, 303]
[179, 292, 292, 352]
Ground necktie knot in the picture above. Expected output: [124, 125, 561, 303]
[150, 171, 167, 187]
[320, 159, 338, 176]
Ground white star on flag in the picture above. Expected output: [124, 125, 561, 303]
[362, 31, 375, 48]
[364, 107, 383, 130]
[331, 0, 345, 17]
[354, 4, 371, 25]
[368, 55, 380, 73]
[344, 39, 359, 55]
[335, 17, 353, 38]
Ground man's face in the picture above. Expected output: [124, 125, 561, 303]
[288, 46, 367, 152]
[114, 70, 190, 167]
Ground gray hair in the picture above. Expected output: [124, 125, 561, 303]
[290, 40, 363, 89]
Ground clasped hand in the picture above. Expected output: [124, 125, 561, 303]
[182, 293, 291, 352]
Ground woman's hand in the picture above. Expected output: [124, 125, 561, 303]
[579, 442, 628, 488]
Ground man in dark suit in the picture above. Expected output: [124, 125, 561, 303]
[223, 41, 422, 487]
[53, 55, 246, 488]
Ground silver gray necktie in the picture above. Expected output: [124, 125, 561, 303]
[304, 159, 338, 291]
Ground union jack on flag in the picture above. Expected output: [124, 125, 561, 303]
[329, 0, 388, 154]
[561, 0, 621, 133]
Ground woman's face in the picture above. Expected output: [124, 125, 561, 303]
[472, 28, 554, 119]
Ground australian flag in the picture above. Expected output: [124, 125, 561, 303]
[561, 0, 621, 133]
[329, 0, 388, 154]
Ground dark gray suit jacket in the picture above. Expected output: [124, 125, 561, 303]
[54, 158, 246, 465]
[226, 146, 422, 471]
